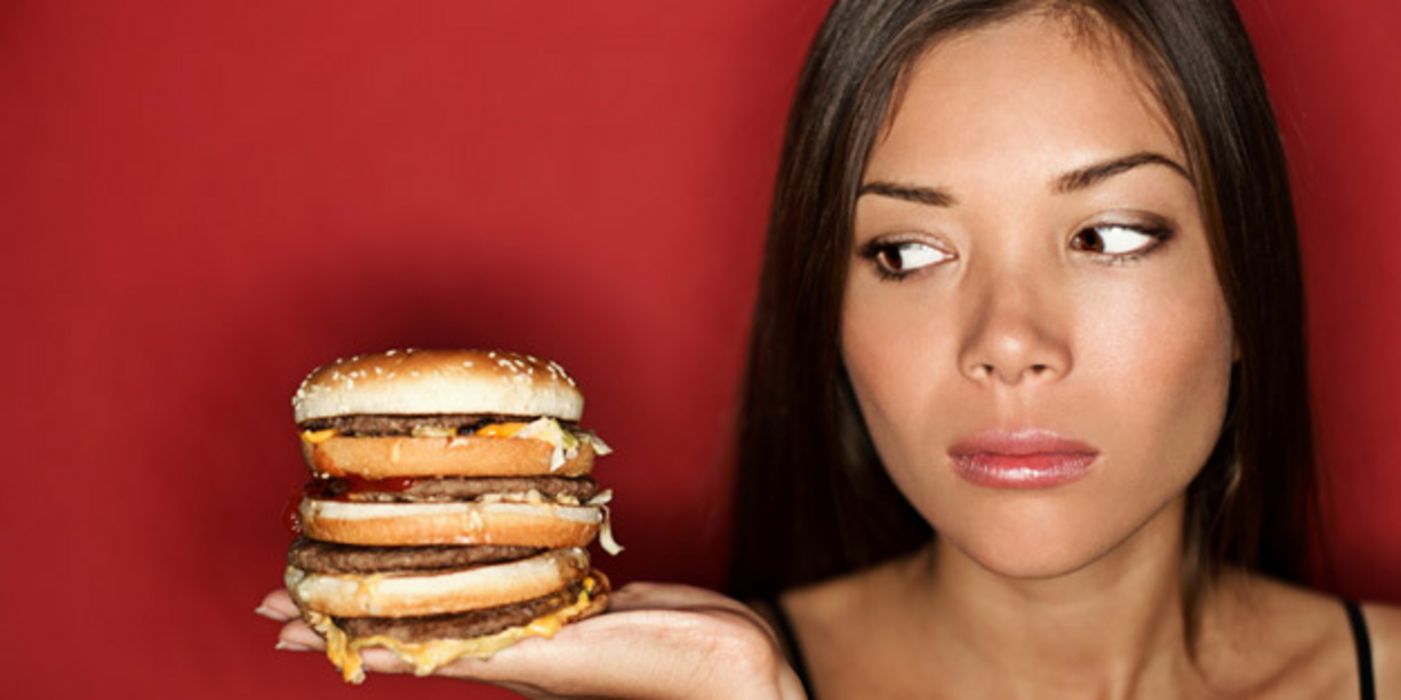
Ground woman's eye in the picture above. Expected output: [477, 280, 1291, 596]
[859, 240, 952, 280]
[1071, 224, 1166, 258]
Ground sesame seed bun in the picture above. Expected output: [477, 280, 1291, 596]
[292, 349, 583, 423]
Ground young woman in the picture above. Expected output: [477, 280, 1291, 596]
[261, 1, 1400, 697]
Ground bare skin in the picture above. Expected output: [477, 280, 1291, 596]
[810, 11, 1401, 700]
[766, 550, 1401, 699]
[257, 10, 1401, 699]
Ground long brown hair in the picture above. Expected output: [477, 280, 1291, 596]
[725, 0, 1317, 652]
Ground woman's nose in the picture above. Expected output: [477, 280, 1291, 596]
[956, 262, 1072, 387]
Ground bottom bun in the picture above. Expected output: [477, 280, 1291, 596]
[304, 569, 611, 684]
[285, 547, 590, 618]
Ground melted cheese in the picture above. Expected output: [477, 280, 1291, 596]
[473, 422, 528, 438]
[474, 418, 577, 470]
[301, 428, 338, 444]
[353, 574, 383, 611]
[308, 577, 600, 684]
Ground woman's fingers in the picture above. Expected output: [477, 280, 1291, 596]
[607, 581, 717, 610]
[277, 619, 325, 651]
[255, 588, 298, 621]
[358, 647, 415, 674]
[606, 582, 780, 643]
[610, 581, 760, 618]
[426, 605, 782, 698]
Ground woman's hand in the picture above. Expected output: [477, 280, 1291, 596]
[256, 581, 807, 700]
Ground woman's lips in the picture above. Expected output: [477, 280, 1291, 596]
[947, 429, 1098, 489]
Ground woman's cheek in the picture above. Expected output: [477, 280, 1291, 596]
[840, 282, 955, 462]
[1095, 260, 1231, 440]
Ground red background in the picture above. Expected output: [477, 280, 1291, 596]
[2, 1, 1398, 697]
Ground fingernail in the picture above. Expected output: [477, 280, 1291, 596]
[275, 640, 311, 652]
[255, 605, 292, 621]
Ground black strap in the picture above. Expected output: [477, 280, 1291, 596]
[1344, 599, 1376, 700]
[761, 595, 815, 699]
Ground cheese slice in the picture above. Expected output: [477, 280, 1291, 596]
[307, 576, 601, 684]
[473, 421, 529, 438]
[300, 428, 338, 444]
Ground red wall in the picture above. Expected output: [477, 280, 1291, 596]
[1236, 0, 1401, 597]
[1, 1, 1396, 697]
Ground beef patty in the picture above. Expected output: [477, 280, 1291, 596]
[332, 579, 595, 643]
[288, 537, 543, 574]
[308, 475, 598, 503]
[299, 413, 578, 436]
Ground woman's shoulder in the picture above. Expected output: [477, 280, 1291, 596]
[744, 564, 877, 665]
[1358, 598, 1401, 698]
[747, 552, 930, 698]
[750, 565, 1401, 698]
[1212, 570, 1400, 698]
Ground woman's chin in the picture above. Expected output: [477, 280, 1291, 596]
[960, 541, 1104, 579]
[938, 512, 1128, 580]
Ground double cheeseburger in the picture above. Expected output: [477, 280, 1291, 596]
[284, 348, 621, 683]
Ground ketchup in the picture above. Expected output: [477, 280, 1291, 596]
[282, 485, 303, 534]
[304, 474, 417, 498]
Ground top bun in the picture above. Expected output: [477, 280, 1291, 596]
[292, 349, 583, 423]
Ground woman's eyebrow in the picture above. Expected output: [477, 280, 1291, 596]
[858, 151, 1189, 207]
[1051, 151, 1190, 193]
[856, 181, 957, 206]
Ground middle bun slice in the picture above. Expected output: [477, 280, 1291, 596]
[303, 433, 598, 479]
[299, 498, 602, 548]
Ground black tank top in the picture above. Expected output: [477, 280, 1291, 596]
[762, 596, 1377, 699]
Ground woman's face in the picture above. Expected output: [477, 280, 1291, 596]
[841, 15, 1235, 577]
